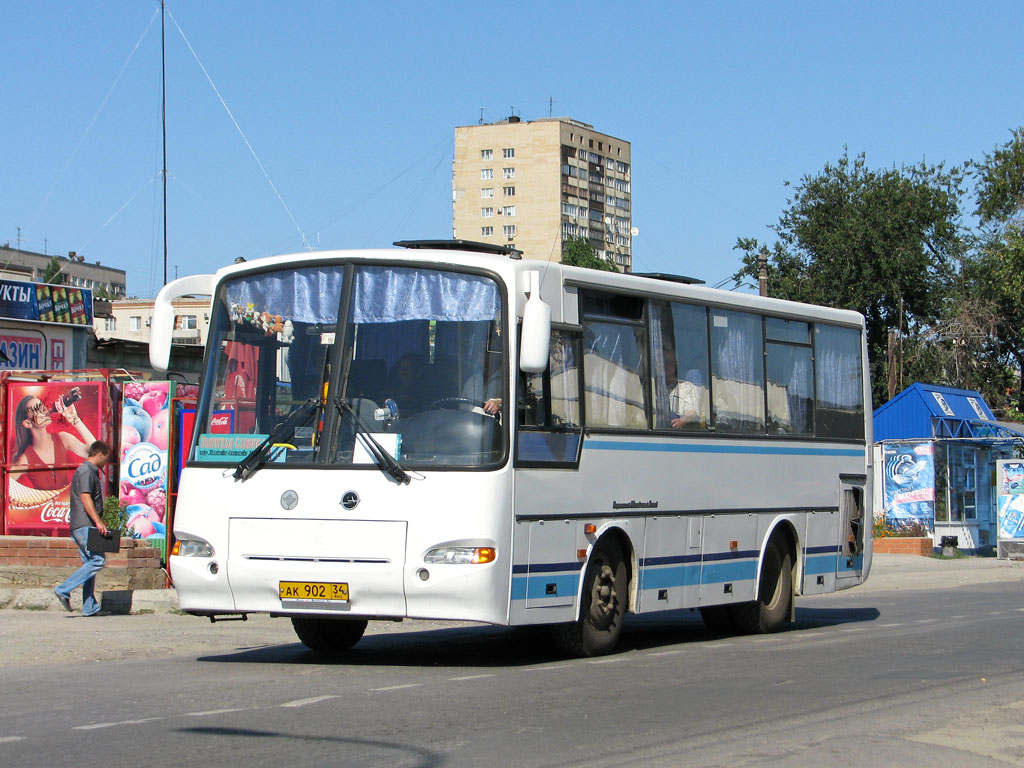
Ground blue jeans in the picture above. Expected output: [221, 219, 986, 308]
[55, 527, 106, 616]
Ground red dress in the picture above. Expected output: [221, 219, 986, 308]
[18, 435, 71, 490]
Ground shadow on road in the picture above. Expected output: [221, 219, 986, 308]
[196, 604, 881, 668]
[179, 726, 442, 767]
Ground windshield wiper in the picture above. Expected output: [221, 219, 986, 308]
[233, 398, 321, 482]
[334, 397, 411, 485]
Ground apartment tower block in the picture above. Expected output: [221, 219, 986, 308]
[452, 117, 632, 271]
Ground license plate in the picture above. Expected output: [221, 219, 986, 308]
[279, 581, 350, 602]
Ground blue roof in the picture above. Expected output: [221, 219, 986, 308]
[872, 382, 1023, 441]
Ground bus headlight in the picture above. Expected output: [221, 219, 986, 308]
[171, 538, 215, 558]
[424, 546, 496, 565]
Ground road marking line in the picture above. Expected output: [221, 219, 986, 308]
[797, 633, 824, 638]
[646, 649, 685, 656]
[371, 684, 422, 692]
[915, 619, 937, 624]
[879, 623, 905, 628]
[449, 674, 496, 681]
[839, 627, 866, 633]
[988, 611, 1003, 615]
[950, 615, 966, 619]
[587, 657, 625, 664]
[523, 664, 571, 671]
[0, 736, 25, 743]
[701, 642, 734, 647]
[185, 708, 246, 717]
[281, 695, 339, 708]
[73, 723, 118, 731]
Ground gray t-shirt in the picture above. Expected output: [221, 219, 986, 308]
[68, 460, 102, 531]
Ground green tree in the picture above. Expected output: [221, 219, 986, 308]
[42, 256, 63, 284]
[971, 127, 1024, 414]
[562, 236, 618, 272]
[733, 150, 968, 407]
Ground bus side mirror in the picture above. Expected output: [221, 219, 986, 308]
[519, 271, 550, 374]
[149, 273, 215, 371]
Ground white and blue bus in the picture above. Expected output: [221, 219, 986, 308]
[152, 240, 872, 657]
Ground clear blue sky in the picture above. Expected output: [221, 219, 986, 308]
[3, 1, 1022, 298]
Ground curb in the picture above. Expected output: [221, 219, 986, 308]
[0, 586, 179, 614]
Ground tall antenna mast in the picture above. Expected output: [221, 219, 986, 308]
[161, 0, 168, 286]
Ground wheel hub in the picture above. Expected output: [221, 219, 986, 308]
[589, 563, 618, 627]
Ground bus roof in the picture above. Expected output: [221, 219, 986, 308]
[212, 245, 865, 329]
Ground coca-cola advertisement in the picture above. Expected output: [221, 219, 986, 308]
[4, 381, 108, 534]
[119, 381, 174, 545]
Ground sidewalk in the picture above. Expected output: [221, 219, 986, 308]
[2, 552, 1022, 614]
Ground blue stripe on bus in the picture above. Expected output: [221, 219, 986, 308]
[804, 554, 839, 575]
[585, 440, 864, 457]
[804, 545, 841, 555]
[512, 548, 857, 602]
[639, 553, 702, 567]
[702, 550, 760, 562]
[700, 559, 759, 584]
[511, 561, 583, 575]
[838, 554, 864, 572]
[510, 573, 580, 601]
[639, 564, 702, 590]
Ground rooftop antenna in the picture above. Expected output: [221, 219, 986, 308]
[479, 107, 484, 124]
[549, 97, 553, 117]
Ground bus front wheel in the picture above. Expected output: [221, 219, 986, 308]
[730, 539, 793, 634]
[291, 617, 368, 653]
[553, 538, 628, 657]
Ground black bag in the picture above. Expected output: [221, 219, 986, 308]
[86, 527, 121, 553]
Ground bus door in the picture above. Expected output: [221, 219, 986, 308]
[836, 474, 867, 583]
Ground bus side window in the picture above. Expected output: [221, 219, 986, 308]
[517, 329, 582, 465]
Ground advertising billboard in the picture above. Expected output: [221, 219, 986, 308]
[996, 460, 1024, 540]
[0, 279, 93, 326]
[119, 381, 173, 545]
[4, 381, 108, 534]
[882, 443, 935, 530]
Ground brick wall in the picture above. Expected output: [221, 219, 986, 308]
[873, 537, 935, 556]
[0, 535, 165, 589]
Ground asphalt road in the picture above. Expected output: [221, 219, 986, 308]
[1, 562, 1023, 767]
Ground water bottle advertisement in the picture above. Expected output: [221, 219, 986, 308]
[119, 381, 174, 544]
[996, 460, 1024, 540]
[3, 381, 109, 534]
[882, 443, 936, 530]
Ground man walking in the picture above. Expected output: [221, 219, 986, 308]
[54, 440, 112, 617]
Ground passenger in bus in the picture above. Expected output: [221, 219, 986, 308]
[669, 367, 708, 429]
[661, 351, 708, 429]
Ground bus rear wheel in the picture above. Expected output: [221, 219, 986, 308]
[553, 538, 628, 657]
[730, 539, 792, 634]
[291, 617, 368, 653]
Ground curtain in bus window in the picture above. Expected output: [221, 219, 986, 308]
[583, 321, 647, 429]
[226, 269, 344, 325]
[352, 266, 499, 323]
[814, 325, 864, 439]
[766, 343, 813, 434]
[652, 302, 710, 430]
[710, 310, 765, 434]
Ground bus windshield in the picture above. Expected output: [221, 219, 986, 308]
[193, 263, 507, 470]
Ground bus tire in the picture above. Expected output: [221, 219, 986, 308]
[730, 539, 792, 634]
[291, 617, 368, 653]
[552, 538, 628, 657]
